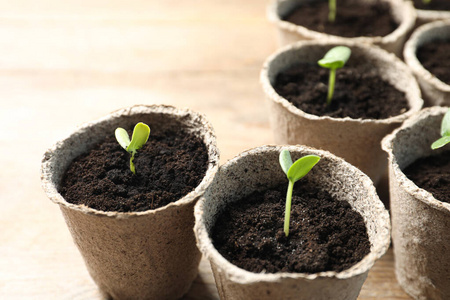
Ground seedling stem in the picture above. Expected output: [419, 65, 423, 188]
[329, 0, 336, 22]
[318, 46, 351, 105]
[279, 150, 320, 237]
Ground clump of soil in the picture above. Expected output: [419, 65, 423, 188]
[60, 126, 208, 212]
[283, 0, 398, 38]
[273, 62, 408, 119]
[417, 40, 450, 85]
[404, 150, 450, 203]
[212, 182, 371, 274]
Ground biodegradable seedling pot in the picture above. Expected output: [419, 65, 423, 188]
[382, 106, 450, 300]
[404, 20, 450, 107]
[261, 40, 423, 185]
[194, 145, 390, 300]
[267, 0, 416, 57]
[41, 105, 220, 300]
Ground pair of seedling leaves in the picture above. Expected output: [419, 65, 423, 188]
[115, 122, 150, 174]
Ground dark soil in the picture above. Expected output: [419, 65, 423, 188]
[60, 126, 208, 212]
[212, 182, 371, 274]
[417, 40, 450, 85]
[413, 0, 450, 11]
[274, 62, 409, 119]
[283, 0, 398, 38]
[404, 150, 450, 203]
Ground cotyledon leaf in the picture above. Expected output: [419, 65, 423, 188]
[287, 155, 321, 183]
[127, 122, 151, 152]
[115, 128, 131, 150]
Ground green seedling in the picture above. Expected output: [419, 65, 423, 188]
[318, 46, 351, 105]
[329, 0, 336, 22]
[431, 108, 450, 150]
[422, 0, 431, 5]
[115, 122, 151, 174]
[279, 150, 320, 237]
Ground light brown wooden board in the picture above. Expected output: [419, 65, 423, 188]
[0, 0, 411, 298]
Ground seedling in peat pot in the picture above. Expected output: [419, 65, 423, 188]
[329, 0, 336, 22]
[279, 150, 320, 237]
[115, 122, 151, 174]
[318, 46, 351, 105]
[431, 108, 450, 150]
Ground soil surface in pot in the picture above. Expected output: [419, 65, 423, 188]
[282, 0, 398, 38]
[274, 62, 408, 119]
[60, 126, 208, 212]
[417, 40, 450, 85]
[413, 0, 450, 11]
[403, 150, 450, 203]
[212, 181, 370, 273]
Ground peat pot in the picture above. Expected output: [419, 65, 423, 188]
[41, 105, 220, 300]
[194, 145, 390, 300]
[261, 40, 423, 185]
[267, 0, 416, 57]
[404, 20, 450, 107]
[382, 106, 450, 300]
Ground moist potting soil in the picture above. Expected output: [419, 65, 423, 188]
[417, 39, 450, 85]
[283, 0, 398, 38]
[403, 150, 450, 204]
[60, 124, 208, 212]
[273, 62, 409, 119]
[212, 181, 370, 274]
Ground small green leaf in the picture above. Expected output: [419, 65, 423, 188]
[115, 128, 131, 150]
[318, 46, 351, 70]
[440, 108, 450, 137]
[431, 136, 450, 150]
[287, 155, 321, 183]
[279, 149, 293, 175]
[127, 122, 151, 152]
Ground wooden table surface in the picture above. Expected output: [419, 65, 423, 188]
[0, 0, 412, 299]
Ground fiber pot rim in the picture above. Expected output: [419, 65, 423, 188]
[40, 104, 220, 219]
[260, 40, 423, 124]
[194, 145, 391, 284]
[404, 20, 450, 93]
[382, 106, 450, 214]
[267, 0, 416, 47]
[416, 7, 450, 23]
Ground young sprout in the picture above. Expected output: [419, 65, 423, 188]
[431, 108, 450, 150]
[329, 0, 336, 22]
[318, 46, 351, 106]
[279, 150, 320, 237]
[115, 122, 151, 174]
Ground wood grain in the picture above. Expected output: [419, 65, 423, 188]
[0, 0, 411, 299]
